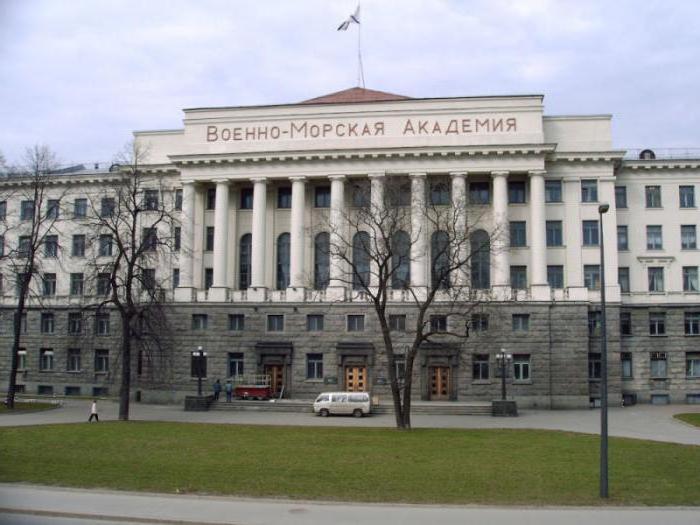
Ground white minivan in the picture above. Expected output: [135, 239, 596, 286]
[313, 392, 371, 417]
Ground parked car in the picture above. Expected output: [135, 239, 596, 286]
[313, 392, 371, 417]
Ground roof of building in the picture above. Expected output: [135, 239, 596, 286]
[300, 87, 411, 105]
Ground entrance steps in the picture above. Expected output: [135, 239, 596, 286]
[209, 399, 493, 416]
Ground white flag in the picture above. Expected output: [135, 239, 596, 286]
[337, 5, 360, 31]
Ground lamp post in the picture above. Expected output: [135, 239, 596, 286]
[598, 203, 610, 498]
[192, 346, 207, 397]
[496, 349, 512, 401]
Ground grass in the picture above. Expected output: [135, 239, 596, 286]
[0, 401, 58, 413]
[674, 413, 700, 427]
[0, 422, 698, 506]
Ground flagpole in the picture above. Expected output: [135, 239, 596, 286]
[357, 3, 365, 87]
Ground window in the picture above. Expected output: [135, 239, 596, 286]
[617, 226, 628, 250]
[239, 234, 252, 290]
[206, 188, 216, 210]
[621, 353, 633, 379]
[0, 201, 6, 220]
[649, 312, 666, 336]
[471, 313, 489, 332]
[646, 225, 663, 250]
[192, 314, 208, 330]
[191, 352, 207, 378]
[508, 181, 526, 203]
[648, 267, 664, 292]
[93, 387, 108, 397]
[685, 312, 700, 336]
[347, 314, 365, 332]
[143, 190, 159, 210]
[351, 182, 370, 207]
[314, 232, 330, 290]
[584, 265, 600, 290]
[513, 354, 530, 381]
[228, 352, 244, 378]
[620, 312, 632, 336]
[581, 180, 598, 202]
[394, 357, 406, 384]
[46, 199, 59, 219]
[306, 353, 323, 379]
[618, 267, 630, 293]
[68, 312, 83, 334]
[240, 188, 253, 209]
[39, 348, 54, 371]
[352, 232, 370, 290]
[141, 268, 155, 291]
[97, 273, 111, 295]
[509, 221, 526, 247]
[67, 349, 81, 372]
[43, 235, 58, 258]
[229, 314, 245, 331]
[172, 268, 180, 289]
[650, 352, 667, 378]
[42, 273, 56, 296]
[510, 266, 527, 289]
[389, 314, 406, 332]
[391, 230, 410, 289]
[204, 268, 213, 290]
[472, 354, 489, 380]
[40, 312, 55, 333]
[175, 189, 183, 210]
[0, 235, 4, 257]
[73, 198, 87, 218]
[431, 231, 450, 289]
[267, 314, 284, 331]
[142, 227, 158, 251]
[277, 187, 292, 208]
[547, 265, 564, 289]
[19, 312, 27, 333]
[645, 186, 662, 208]
[18, 236, 30, 257]
[96, 312, 110, 335]
[545, 180, 562, 203]
[683, 266, 699, 292]
[681, 225, 697, 249]
[687, 352, 700, 378]
[276, 233, 290, 290]
[588, 310, 601, 336]
[512, 313, 529, 331]
[615, 186, 627, 208]
[37, 385, 54, 395]
[100, 197, 115, 218]
[16, 349, 27, 370]
[174, 227, 181, 251]
[430, 315, 447, 332]
[307, 314, 324, 331]
[70, 273, 84, 296]
[469, 182, 490, 204]
[99, 234, 113, 256]
[95, 349, 109, 373]
[582, 220, 599, 246]
[389, 181, 411, 206]
[679, 186, 695, 208]
[588, 353, 602, 379]
[205, 226, 214, 251]
[470, 230, 490, 289]
[315, 186, 331, 208]
[546, 221, 562, 247]
[72, 234, 85, 257]
[21, 200, 34, 220]
[430, 180, 450, 205]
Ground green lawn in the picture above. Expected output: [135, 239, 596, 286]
[674, 413, 700, 427]
[0, 423, 698, 506]
[0, 401, 58, 413]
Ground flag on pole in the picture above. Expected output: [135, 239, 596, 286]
[337, 5, 360, 31]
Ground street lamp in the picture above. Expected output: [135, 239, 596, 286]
[598, 203, 610, 498]
[496, 349, 512, 401]
[192, 346, 207, 397]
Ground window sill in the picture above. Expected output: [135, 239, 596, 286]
[305, 379, 324, 383]
[649, 334, 668, 337]
[67, 370, 83, 374]
[650, 377, 668, 381]
[513, 380, 533, 385]
[471, 380, 491, 385]
[622, 377, 634, 381]
[685, 376, 700, 380]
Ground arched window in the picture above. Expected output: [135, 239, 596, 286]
[431, 231, 450, 289]
[353, 231, 371, 290]
[239, 234, 252, 290]
[391, 230, 410, 289]
[314, 232, 330, 290]
[276, 233, 290, 290]
[470, 230, 490, 289]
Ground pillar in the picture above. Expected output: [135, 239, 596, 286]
[410, 173, 427, 290]
[491, 171, 510, 289]
[327, 175, 346, 298]
[174, 180, 195, 302]
[250, 177, 267, 291]
[209, 179, 230, 301]
[529, 170, 549, 299]
[289, 176, 306, 291]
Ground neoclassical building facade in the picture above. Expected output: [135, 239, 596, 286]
[2, 88, 699, 407]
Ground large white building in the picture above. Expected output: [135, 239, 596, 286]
[2, 87, 699, 407]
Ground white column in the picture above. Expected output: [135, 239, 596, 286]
[491, 171, 510, 288]
[289, 176, 306, 289]
[328, 175, 347, 297]
[410, 173, 427, 289]
[563, 178, 584, 294]
[529, 170, 548, 297]
[450, 171, 468, 288]
[212, 179, 230, 289]
[369, 172, 385, 288]
[175, 181, 195, 302]
[250, 177, 267, 290]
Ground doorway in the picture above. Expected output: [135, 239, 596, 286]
[344, 366, 367, 392]
[430, 366, 450, 400]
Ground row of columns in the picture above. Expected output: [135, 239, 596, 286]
[176, 169, 550, 295]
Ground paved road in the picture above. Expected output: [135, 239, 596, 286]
[1, 399, 699, 445]
[0, 485, 698, 525]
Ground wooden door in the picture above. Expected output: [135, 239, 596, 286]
[344, 366, 367, 392]
[430, 366, 450, 400]
[265, 365, 284, 396]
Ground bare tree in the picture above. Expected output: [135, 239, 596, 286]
[3, 145, 61, 409]
[324, 177, 500, 429]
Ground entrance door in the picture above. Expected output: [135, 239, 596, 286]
[265, 365, 284, 396]
[344, 366, 367, 392]
[430, 366, 450, 400]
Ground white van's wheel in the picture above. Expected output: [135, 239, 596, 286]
[320, 409, 329, 417]
[352, 409, 363, 418]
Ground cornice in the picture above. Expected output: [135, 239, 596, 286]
[546, 150, 626, 163]
[621, 159, 700, 170]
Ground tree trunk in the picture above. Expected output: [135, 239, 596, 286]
[118, 314, 132, 420]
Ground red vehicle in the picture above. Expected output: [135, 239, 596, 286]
[233, 374, 272, 400]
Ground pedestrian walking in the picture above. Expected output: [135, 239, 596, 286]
[225, 380, 233, 402]
[88, 399, 99, 422]
[213, 379, 222, 401]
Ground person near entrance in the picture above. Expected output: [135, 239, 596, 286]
[88, 399, 99, 422]
[225, 380, 233, 402]
[213, 379, 222, 401]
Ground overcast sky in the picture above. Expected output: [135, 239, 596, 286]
[1, 0, 698, 166]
